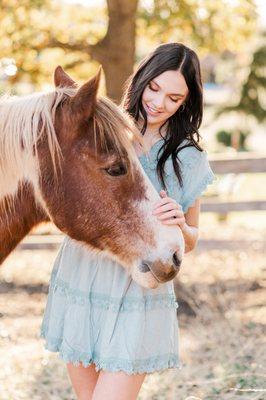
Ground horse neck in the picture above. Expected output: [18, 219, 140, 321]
[0, 182, 49, 264]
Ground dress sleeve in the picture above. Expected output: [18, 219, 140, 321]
[179, 149, 216, 213]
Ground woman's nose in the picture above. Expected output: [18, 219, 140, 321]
[152, 95, 165, 110]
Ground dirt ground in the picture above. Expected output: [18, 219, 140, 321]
[0, 213, 265, 400]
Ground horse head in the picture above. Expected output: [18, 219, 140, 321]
[0, 66, 185, 289]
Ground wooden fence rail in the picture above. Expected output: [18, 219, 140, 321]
[209, 152, 266, 174]
[203, 153, 266, 212]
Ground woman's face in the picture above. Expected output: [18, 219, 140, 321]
[141, 70, 189, 129]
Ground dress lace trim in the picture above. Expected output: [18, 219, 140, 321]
[49, 270, 179, 312]
[40, 326, 181, 374]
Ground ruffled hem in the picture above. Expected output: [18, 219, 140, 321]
[40, 327, 181, 374]
[49, 271, 179, 312]
[182, 170, 217, 213]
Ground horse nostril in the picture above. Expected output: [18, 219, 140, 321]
[172, 253, 181, 270]
[139, 262, 151, 273]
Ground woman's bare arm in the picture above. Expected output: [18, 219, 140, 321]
[181, 198, 200, 253]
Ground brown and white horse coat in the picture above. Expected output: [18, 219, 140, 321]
[0, 67, 184, 289]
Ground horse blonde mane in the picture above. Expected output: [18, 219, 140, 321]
[0, 87, 77, 179]
[0, 85, 144, 199]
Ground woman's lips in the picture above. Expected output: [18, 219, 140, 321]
[144, 103, 163, 116]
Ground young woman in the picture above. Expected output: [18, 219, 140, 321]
[41, 42, 215, 400]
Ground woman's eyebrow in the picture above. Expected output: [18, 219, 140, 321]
[151, 79, 185, 97]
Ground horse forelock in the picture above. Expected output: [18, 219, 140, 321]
[93, 98, 144, 177]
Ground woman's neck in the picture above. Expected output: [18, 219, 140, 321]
[137, 119, 168, 140]
[134, 121, 167, 156]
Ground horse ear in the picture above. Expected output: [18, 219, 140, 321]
[54, 66, 77, 88]
[70, 67, 101, 120]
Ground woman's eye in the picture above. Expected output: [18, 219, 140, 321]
[169, 97, 179, 103]
[105, 163, 127, 177]
[148, 83, 158, 92]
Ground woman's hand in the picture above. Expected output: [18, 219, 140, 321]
[152, 190, 186, 229]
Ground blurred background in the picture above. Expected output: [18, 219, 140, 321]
[0, 0, 265, 399]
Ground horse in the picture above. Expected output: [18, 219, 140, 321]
[0, 66, 184, 289]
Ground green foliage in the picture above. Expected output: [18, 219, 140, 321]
[0, 0, 107, 88]
[216, 130, 231, 146]
[216, 129, 250, 150]
[138, 0, 257, 55]
[216, 32, 266, 123]
[235, 38, 266, 122]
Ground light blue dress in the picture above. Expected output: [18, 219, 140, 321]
[40, 138, 216, 374]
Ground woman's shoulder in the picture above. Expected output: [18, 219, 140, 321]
[177, 139, 208, 168]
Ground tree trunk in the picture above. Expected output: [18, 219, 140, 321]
[91, 0, 138, 102]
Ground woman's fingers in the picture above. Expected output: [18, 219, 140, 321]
[159, 190, 168, 198]
[153, 196, 184, 227]
[162, 217, 186, 226]
[153, 203, 174, 214]
[154, 197, 174, 207]
[153, 202, 181, 214]
[154, 194, 185, 227]
[157, 209, 183, 220]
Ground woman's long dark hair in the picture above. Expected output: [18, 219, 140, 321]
[122, 42, 204, 189]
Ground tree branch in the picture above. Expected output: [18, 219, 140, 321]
[47, 37, 90, 53]
[46, 36, 108, 64]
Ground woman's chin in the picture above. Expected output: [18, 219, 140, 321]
[146, 116, 164, 125]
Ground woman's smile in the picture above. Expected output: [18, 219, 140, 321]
[144, 102, 164, 116]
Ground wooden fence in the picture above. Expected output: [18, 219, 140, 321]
[202, 152, 266, 212]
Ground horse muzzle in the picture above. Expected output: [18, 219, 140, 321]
[139, 252, 182, 283]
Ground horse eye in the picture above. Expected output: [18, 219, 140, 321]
[105, 163, 127, 176]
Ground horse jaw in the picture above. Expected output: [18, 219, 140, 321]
[0, 182, 49, 264]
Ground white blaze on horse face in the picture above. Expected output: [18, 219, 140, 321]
[132, 154, 185, 262]
[126, 156, 185, 289]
